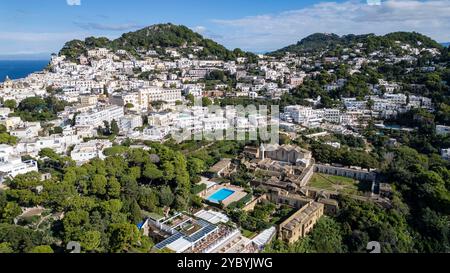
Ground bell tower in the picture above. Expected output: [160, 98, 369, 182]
[260, 143, 265, 160]
[3, 75, 13, 88]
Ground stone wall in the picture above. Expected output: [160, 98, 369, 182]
[242, 195, 267, 212]
[314, 164, 377, 182]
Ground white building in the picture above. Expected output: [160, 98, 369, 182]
[16, 134, 82, 157]
[0, 144, 38, 183]
[0, 108, 11, 118]
[284, 106, 322, 128]
[384, 93, 407, 105]
[436, 125, 450, 136]
[143, 87, 182, 104]
[142, 127, 171, 141]
[9, 122, 41, 139]
[71, 140, 113, 165]
[441, 148, 450, 161]
[202, 115, 229, 131]
[0, 116, 21, 130]
[183, 86, 203, 98]
[76, 105, 124, 127]
[343, 98, 367, 111]
[118, 115, 143, 134]
[80, 95, 98, 106]
[323, 109, 341, 124]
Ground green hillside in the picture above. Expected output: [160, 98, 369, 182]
[59, 23, 256, 62]
[270, 32, 443, 56]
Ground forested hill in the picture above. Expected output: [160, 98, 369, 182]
[59, 23, 256, 62]
[270, 32, 444, 56]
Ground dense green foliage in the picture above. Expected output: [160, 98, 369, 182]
[227, 201, 280, 233]
[381, 146, 450, 252]
[10, 96, 70, 122]
[0, 143, 197, 253]
[2, 27, 449, 254]
[309, 142, 379, 169]
[271, 32, 443, 56]
[266, 195, 415, 253]
[0, 125, 18, 145]
[271, 33, 343, 55]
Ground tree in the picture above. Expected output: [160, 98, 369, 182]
[106, 177, 121, 199]
[124, 198, 142, 224]
[0, 224, 46, 253]
[0, 133, 18, 145]
[187, 157, 206, 178]
[425, 72, 442, 90]
[207, 70, 226, 81]
[0, 242, 13, 253]
[29, 245, 54, 253]
[279, 134, 291, 145]
[162, 162, 176, 182]
[367, 99, 374, 110]
[308, 217, 344, 253]
[337, 197, 414, 253]
[186, 94, 195, 105]
[3, 99, 16, 110]
[143, 163, 163, 182]
[80, 230, 102, 252]
[50, 126, 63, 135]
[202, 97, 212, 107]
[100, 199, 124, 223]
[14, 96, 59, 122]
[91, 175, 108, 196]
[108, 223, 140, 253]
[62, 210, 90, 243]
[111, 119, 120, 135]
[138, 188, 159, 212]
[1, 202, 21, 223]
[174, 195, 188, 211]
[71, 112, 79, 126]
[159, 186, 175, 207]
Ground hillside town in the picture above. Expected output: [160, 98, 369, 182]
[0, 24, 449, 254]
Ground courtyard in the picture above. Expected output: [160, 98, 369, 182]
[308, 173, 372, 196]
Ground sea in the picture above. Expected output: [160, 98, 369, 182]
[0, 60, 49, 82]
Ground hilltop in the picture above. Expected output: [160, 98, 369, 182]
[59, 23, 256, 62]
[270, 31, 444, 56]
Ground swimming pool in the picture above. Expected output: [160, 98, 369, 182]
[207, 188, 235, 203]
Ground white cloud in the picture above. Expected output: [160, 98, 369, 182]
[192, 25, 224, 40]
[212, 0, 450, 52]
[193, 26, 207, 34]
[67, 0, 81, 6]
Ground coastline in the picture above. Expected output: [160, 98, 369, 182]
[0, 59, 49, 82]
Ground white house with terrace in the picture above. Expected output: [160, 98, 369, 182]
[0, 144, 38, 184]
[70, 140, 113, 165]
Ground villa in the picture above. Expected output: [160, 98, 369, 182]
[0, 144, 38, 184]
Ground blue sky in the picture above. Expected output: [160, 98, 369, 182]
[0, 0, 449, 58]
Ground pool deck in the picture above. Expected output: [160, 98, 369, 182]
[208, 189, 235, 203]
[201, 184, 248, 207]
